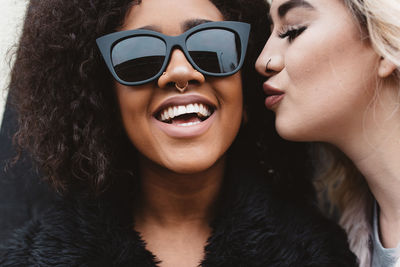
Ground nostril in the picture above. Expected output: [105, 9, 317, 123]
[189, 79, 201, 85]
[265, 58, 273, 74]
[165, 80, 199, 88]
[265, 69, 275, 75]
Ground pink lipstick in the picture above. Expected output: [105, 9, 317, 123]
[263, 83, 285, 110]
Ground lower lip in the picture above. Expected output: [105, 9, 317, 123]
[151, 112, 216, 138]
[265, 94, 284, 109]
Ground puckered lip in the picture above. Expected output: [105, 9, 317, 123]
[263, 82, 284, 96]
[153, 94, 217, 117]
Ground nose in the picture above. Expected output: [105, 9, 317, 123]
[158, 49, 205, 93]
[255, 38, 284, 78]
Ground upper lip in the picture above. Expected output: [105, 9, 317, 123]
[263, 83, 284, 96]
[153, 94, 216, 117]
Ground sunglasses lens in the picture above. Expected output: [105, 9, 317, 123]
[111, 36, 166, 83]
[186, 29, 241, 74]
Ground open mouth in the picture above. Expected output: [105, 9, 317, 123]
[155, 103, 215, 126]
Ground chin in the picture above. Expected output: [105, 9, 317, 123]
[275, 118, 310, 142]
[165, 158, 219, 175]
[159, 145, 227, 175]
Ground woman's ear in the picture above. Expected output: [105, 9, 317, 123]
[378, 57, 397, 78]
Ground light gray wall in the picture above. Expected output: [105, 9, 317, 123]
[0, 0, 28, 127]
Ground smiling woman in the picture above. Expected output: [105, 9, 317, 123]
[0, 0, 357, 266]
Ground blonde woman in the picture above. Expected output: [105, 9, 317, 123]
[255, 0, 400, 266]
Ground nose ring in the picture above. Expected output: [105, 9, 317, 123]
[265, 58, 272, 73]
[175, 81, 189, 93]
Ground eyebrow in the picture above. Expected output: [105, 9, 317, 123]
[137, 25, 162, 32]
[136, 19, 213, 34]
[277, 0, 314, 18]
[182, 19, 213, 32]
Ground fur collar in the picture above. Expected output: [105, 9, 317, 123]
[1, 167, 357, 266]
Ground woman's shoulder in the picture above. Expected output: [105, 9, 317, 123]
[206, 167, 358, 266]
[0, 196, 157, 266]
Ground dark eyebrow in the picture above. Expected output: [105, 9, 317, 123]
[135, 19, 213, 34]
[182, 19, 213, 32]
[137, 25, 162, 32]
[278, 0, 314, 18]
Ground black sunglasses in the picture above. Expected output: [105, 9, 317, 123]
[96, 21, 250, 86]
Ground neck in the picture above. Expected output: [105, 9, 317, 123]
[135, 155, 225, 227]
[352, 137, 400, 248]
[133, 156, 226, 267]
[334, 88, 400, 248]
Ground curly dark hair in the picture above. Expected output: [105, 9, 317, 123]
[10, 0, 313, 199]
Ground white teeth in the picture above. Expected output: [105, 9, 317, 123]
[187, 104, 194, 113]
[168, 107, 173, 118]
[177, 121, 201, 127]
[158, 103, 212, 122]
[178, 106, 185, 115]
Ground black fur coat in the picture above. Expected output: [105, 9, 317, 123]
[0, 167, 357, 266]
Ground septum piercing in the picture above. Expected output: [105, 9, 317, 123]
[175, 81, 189, 93]
[162, 71, 188, 92]
[265, 58, 272, 73]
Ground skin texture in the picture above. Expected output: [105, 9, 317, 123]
[256, 0, 400, 249]
[114, 0, 243, 266]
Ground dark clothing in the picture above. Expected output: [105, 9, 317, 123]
[0, 98, 57, 242]
[0, 166, 357, 267]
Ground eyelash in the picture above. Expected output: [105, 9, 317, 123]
[278, 25, 307, 42]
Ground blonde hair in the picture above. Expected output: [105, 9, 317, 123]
[345, 0, 400, 68]
[314, 144, 373, 267]
[317, 1, 400, 266]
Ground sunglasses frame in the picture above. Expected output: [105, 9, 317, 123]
[96, 21, 250, 86]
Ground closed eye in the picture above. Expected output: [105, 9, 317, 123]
[278, 26, 307, 42]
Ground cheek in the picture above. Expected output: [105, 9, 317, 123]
[115, 85, 153, 147]
[286, 30, 377, 102]
[215, 74, 243, 125]
[207, 74, 243, 154]
[278, 40, 379, 141]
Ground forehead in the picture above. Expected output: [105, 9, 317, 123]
[122, 0, 224, 34]
[269, 0, 353, 23]
[270, 0, 315, 15]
